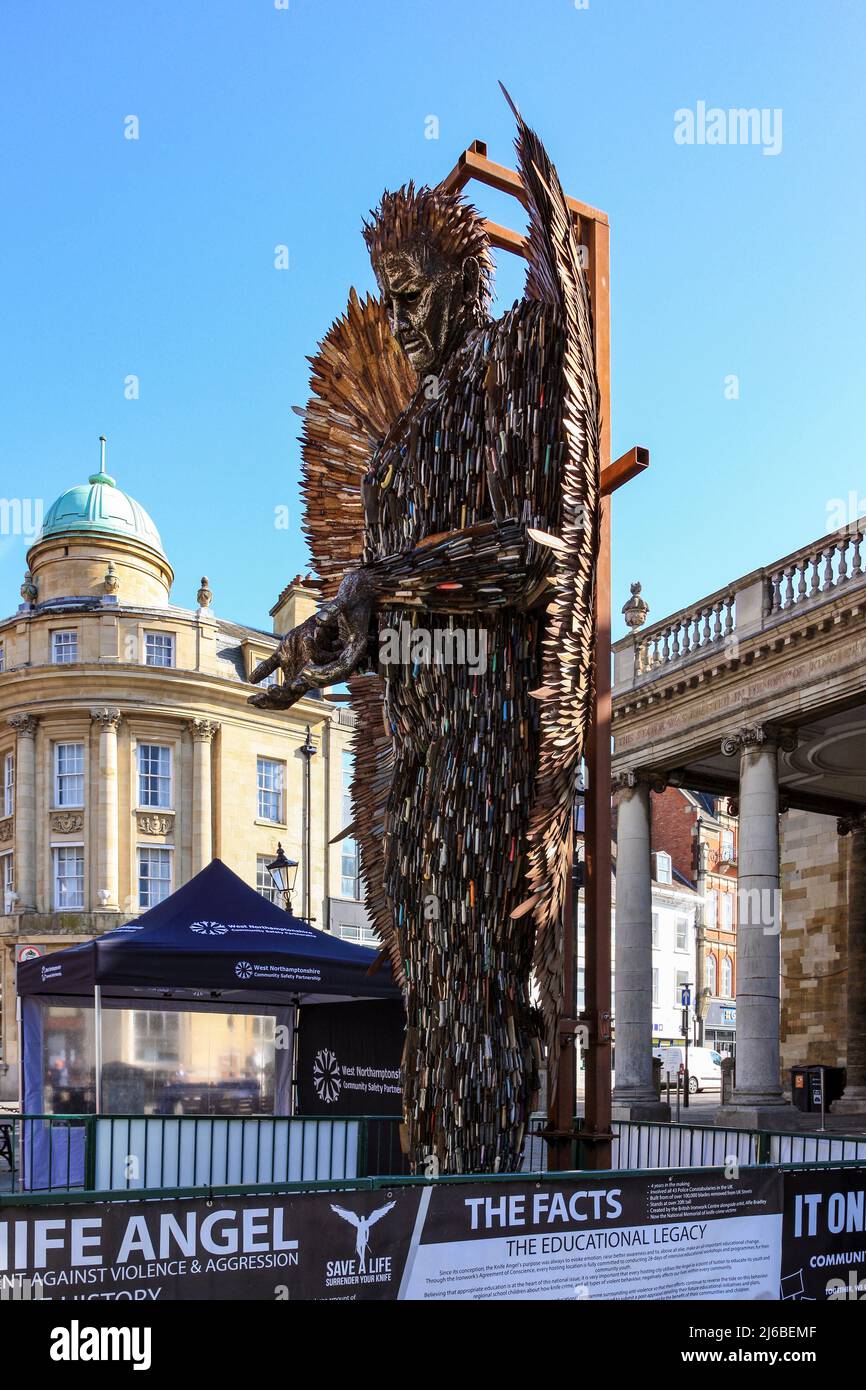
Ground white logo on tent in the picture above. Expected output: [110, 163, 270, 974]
[234, 960, 254, 980]
[190, 920, 229, 935]
[313, 1048, 342, 1104]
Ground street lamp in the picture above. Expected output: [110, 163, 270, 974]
[267, 843, 299, 914]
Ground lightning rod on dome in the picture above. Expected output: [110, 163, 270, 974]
[91, 434, 115, 488]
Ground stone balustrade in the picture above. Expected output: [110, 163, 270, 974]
[615, 517, 866, 693]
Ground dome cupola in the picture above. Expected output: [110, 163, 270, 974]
[27, 437, 174, 607]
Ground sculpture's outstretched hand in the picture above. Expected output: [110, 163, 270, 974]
[248, 571, 373, 709]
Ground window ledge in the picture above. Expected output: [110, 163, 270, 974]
[255, 817, 287, 829]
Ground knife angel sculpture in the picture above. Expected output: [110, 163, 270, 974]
[251, 96, 601, 1174]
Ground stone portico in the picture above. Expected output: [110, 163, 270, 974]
[611, 517, 866, 1127]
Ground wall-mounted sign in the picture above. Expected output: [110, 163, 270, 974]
[16, 945, 44, 964]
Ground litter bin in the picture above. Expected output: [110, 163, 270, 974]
[791, 1065, 811, 1112]
[652, 1055, 662, 1100]
[721, 1056, 735, 1105]
[808, 1065, 846, 1112]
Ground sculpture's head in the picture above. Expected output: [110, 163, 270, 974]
[363, 183, 493, 375]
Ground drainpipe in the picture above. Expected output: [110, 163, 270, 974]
[694, 820, 707, 1047]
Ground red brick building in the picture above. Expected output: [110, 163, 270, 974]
[651, 787, 738, 1055]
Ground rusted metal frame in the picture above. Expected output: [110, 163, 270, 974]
[577, 215, 614, 1169]
[439, 140, 609, 226]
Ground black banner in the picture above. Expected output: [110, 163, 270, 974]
[782, 1169, 866, 1301]
[297, 1001, 404, 1116]
[296, 1000, 408, 1177]
[2, 1168, 784, 1302]
[0, 1190, 421, 1302]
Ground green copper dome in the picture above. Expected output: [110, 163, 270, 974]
[38, 449, 166, 559]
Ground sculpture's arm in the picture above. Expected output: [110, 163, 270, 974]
[358, 517, 552, 613]
[251, 517, 554, 697]
[293, 518, 555, 689]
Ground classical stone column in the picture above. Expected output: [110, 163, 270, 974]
[91, 707, 121, 910]
[8, 713, 38, 911]
[611, 769, 670, 1120]
[718, 724, 795, 1125]
[833, 812, 866, 1115]
[188, 719, 219, 873]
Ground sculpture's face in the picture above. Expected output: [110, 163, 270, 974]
[375, 246, 470, 375]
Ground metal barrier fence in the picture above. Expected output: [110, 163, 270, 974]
[524, 1116, 866, 1172]
[4, 1112, 866, 1197]
[0, 1115, 90, 1193]
[612, 1119, 759, 1170]
[770, 1131, 866, 1165]
[0, 1114, 406, 1194]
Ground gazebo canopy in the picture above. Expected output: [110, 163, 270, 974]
[17, 859, 397, 1004]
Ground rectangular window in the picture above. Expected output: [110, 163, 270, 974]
[54, 742, 84, 807]
[651, 912, 660, 949]
[131, 1009, 181, 1065]
[706, 889, 717, 929]
[253, 656, 279, 689]
[675, 969, 690, 1004]
[256, 854, 279, 904]
[53, 845, 84, 910]
[720, 828, 735, 862]
[577, 966, 586, 1012]
[3, 752, 13, 817]
[341, 748, 359, 896]
[654, 851, 672, 885]
[51, 630, 78, 664]
[0, 643, 5, 672]
[336, 921, 378, 947]
[1, 853, 13, 913]
[137, 847, 172, 910]
[652, 968, 659, 1007]
[676, 915, 688, 952]
[257, 757, 284, 823]
[341, 842, 360, 898]
[138, 744, 172, 808]
[722, 893, 734, 930]
[144, 631, 175, 668]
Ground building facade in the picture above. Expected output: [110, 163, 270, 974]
[610, 512, 866, 1125]
[0, 447, 371, 1097]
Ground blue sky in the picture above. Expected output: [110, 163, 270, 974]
[1, 0, 864, 640]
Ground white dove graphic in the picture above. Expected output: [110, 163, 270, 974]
[330, 1201, 397, 1272]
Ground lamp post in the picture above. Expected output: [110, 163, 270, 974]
[299, 725, 317, 922]
[267, 843, 299, 915]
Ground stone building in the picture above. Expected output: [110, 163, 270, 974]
[611, 513, 866, 1125]
[0, 444, 371, 1097]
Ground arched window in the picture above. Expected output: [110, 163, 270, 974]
[721, 956, 733, 999]
[706, 953, 717, 995]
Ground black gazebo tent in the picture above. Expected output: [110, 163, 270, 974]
[18, 859, 399, 1125]
[18, 858, 397, 1005]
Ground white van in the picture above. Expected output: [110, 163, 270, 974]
[654, 1045, 722, 1094]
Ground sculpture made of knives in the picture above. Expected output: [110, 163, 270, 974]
[251, 96, 600, 1173]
